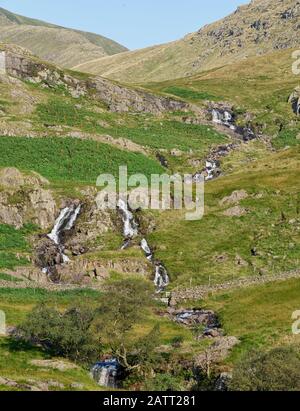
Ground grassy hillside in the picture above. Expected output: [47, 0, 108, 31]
[148, 48, 300, 137]
[0, 136, 164, 185]
[147, 146, 300, 288]
[0, 7, 127, 68]
[201, 277, 300, 362]
[74, 0, 299, 83]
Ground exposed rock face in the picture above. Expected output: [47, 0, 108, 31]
[2, 46, 189, 115]
[56, 256, 151, 285]
[64, 199, 117, 254]
[0, 168, 57, 229]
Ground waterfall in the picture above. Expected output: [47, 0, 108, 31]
[118, 199, 170, 293]
[91, 359, 120, 388]
[211, 108, 257, 141]
[212, 109, 235, 128]
[117, 199, 139, 240]
[48, 205, 81, 245]
[141, 238, 153, 261]
[154, 263, 170, 292]
[44, 204, 81, 273]
[205, 160, 217, 181]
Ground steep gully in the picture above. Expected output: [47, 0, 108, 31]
[194, 108, 258, 182]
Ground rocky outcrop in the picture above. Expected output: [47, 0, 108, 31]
[172, 309, 219, 329]
[2, 46, 189, 115]
[55, 256, 151, 285]
[30, 360, 78, 371]
[0, 168, 57, 229]
[64, 200, 117, 255]
[0, 376, 65, 391]
[220, 190, 249, 206]
[222, 206, 248, 217]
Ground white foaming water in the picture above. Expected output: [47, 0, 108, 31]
[99, 368, 110, 387]
[45, 205, 81, 272]
[212, 109, 234, 128]
[205, 160, 217, 181]
[141, 238, 153, 260]
[48, 205, 81, 245]
[48, 208, 71, 245]
[118, 199, 138, 239]
[154, 264, 170, 292]
[64, 205, 81, 231]
[117, 200, 170, 293]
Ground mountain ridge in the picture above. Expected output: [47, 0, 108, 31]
[0, 6, 128, 68]
[73, 0, 300, 83]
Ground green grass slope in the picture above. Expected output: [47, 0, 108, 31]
[147, 146, 300, 288]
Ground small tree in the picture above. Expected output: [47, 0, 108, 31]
[17, 304, 101, 365]
[230, 346, 300, 391]
[95, 279, 160, 374]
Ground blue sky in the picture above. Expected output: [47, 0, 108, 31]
[0, 0, 248, 50]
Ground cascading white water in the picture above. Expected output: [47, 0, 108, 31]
[118, 199, 170, 293]
[117, 199, 139, 239]
[212, 109, 236, 130]
[48, 205, 81, 245]
[91, 359, 119, 388]
[45, 204, 81, 271]
[48, 208, 71, 245]
[141, 238, 153, 261]
[205, 160, 218, 181]
[99, 367, 110, 387]
[154, 264, 170, 292]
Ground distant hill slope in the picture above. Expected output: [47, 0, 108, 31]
[74, 0, 300, 83]
[0, 7, 127, 68]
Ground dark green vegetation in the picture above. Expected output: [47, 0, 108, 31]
[18, 304, 101, 365]
[230, 346, 300, 391]
[0, 136, 163, 184]
[1, 281, 201, 390]
[36, 96, 226, 154]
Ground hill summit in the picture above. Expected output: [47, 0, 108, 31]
[74, 0, 300, 83]
[0, 7, 127, 69]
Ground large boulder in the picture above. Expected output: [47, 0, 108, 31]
[219, 190, 248, 206]
[0, 168, 57, 229]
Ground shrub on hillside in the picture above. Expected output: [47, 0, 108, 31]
[17, 304, 101, 366]
[230, 346, 300, 391]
